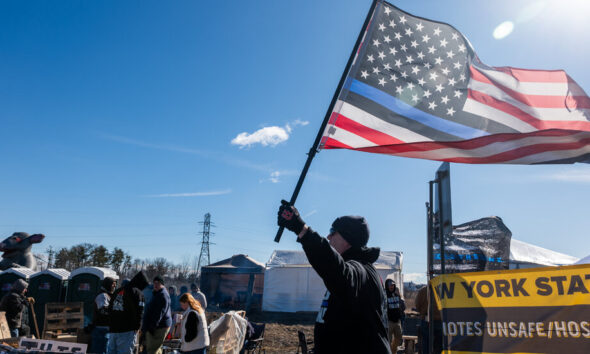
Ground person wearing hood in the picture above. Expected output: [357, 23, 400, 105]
[108, 271, 148, 354]
[90, 277, 117, 353]
[168, 286, 180, 312]
[0, 279, 34, 338]
[385, 279, 405, 353]
[278, 201, 391, 354]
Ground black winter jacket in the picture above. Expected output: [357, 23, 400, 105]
[108, 272, 148, 333]
[298, 228, 391, 354]
[0, 291, 27, 329]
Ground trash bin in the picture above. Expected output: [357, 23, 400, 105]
[67, 267, 118, 326]
[28, 268, 70, 334]
[0, 267, 36, 299]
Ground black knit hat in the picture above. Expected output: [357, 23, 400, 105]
[102, 277, 116, 290]
[153, 275, 164, 285]
[331, 215, 370, 249]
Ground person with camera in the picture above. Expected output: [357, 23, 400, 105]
[277, 200, 391, 354]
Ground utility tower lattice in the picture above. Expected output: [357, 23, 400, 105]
[197, 213, 214, 276]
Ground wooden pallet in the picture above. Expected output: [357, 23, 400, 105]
[42, 302, 84, 339]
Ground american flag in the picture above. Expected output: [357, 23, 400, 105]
[318, 2, 590, 164]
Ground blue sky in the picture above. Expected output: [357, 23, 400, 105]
[1, 0, 590, 283]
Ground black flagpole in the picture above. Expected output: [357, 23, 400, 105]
[274, 0, 381, 242]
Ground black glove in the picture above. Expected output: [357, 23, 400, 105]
[277, 200, 305, 234]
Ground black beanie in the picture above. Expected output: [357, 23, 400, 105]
[153, 275, 164, 285]
[102, 277, 116, 290]
[331, 215, 370, 249]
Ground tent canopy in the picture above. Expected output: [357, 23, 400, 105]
[575, 254, 590, 265]
[201, 254, 265, 274]
[267, 250, 403, 271]
[263, 250, 403, 313]
[509, 239, 578, 267]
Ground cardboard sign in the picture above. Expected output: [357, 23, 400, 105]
[0, 312, 11, 340]
[19, 338, 87, 353]
[431, 264, 590, 353]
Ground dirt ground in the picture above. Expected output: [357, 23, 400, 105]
[207, 311, 316, 353]
[247, 312, 316, 353]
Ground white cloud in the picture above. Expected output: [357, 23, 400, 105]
[269, 171, 281, 183]
[404, 272, 427, 284]
[145, 189, 232, 198]
[540, 169, 590, 183]
[231, 119, 310, 148]
[303, 210, 317, 218]
[100, 133, 272, 172]
[493, 21, 514, 39]
[231, 126, 289, 148]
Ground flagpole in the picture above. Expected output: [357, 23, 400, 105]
[274, 0, 381, 242]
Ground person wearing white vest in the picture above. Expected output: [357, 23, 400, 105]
[179, 293, 209, 354]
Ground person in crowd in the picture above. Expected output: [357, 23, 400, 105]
[143, 284, 154, 306]
[190, 283, 207, 310]
[415, 285, 442, 354]
[277, 200, 391, 354]
[90, 277, 117, 354]
[179, 293, 209, 354]
[168, 286, 180, 312]
[385, 279, 405, 353]
[0, 279, 34, 338]
[108, 271, 148, 354]
[180, 285, 188, 295]
[142, 275, 172, 354]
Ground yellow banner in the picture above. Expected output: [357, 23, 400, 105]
[431, 264, 590, 309]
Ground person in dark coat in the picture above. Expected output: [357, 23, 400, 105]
[278, 201, 391, 354]
[142, 275, 172, 354]
[107, 271, 148, 354]
[385, 279, 405, 353]
[168, 286, 180, 312]
[0, 279, 33, 338]
[90, 277, 117, 354]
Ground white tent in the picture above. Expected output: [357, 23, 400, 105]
[575, 254, 590, 265]
[509, 238, 579, 269]
[262, 250, 403, 313]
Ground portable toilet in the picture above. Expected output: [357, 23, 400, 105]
[28, 268, 70, 333]
[67, 267, 118, 326]
[0, 267, 36, 299]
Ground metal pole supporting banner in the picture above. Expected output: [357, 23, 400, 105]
[274, 0, 381, 242]
[427, 181, 435, 354]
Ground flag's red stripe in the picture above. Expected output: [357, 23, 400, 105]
[467, 90, 590, 131]
[332, 113, 405, 145]
[470, 66, 590, 109]
[355, 136, 590, 164]
[322, 137, 353, 150]
[327, 129, 581, 154]
[492, 66, 572, 83]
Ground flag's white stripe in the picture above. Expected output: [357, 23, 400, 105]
[472, 62, 588, 97]
[463, 98, 537, 133]
[468, 80, 590, 122]
[391, 132, 588, 161]
[388, 144, 590, 164]
[337, 101, 432, 143]
[326, 125, 377, 148]
[501, 144, 590, 164]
